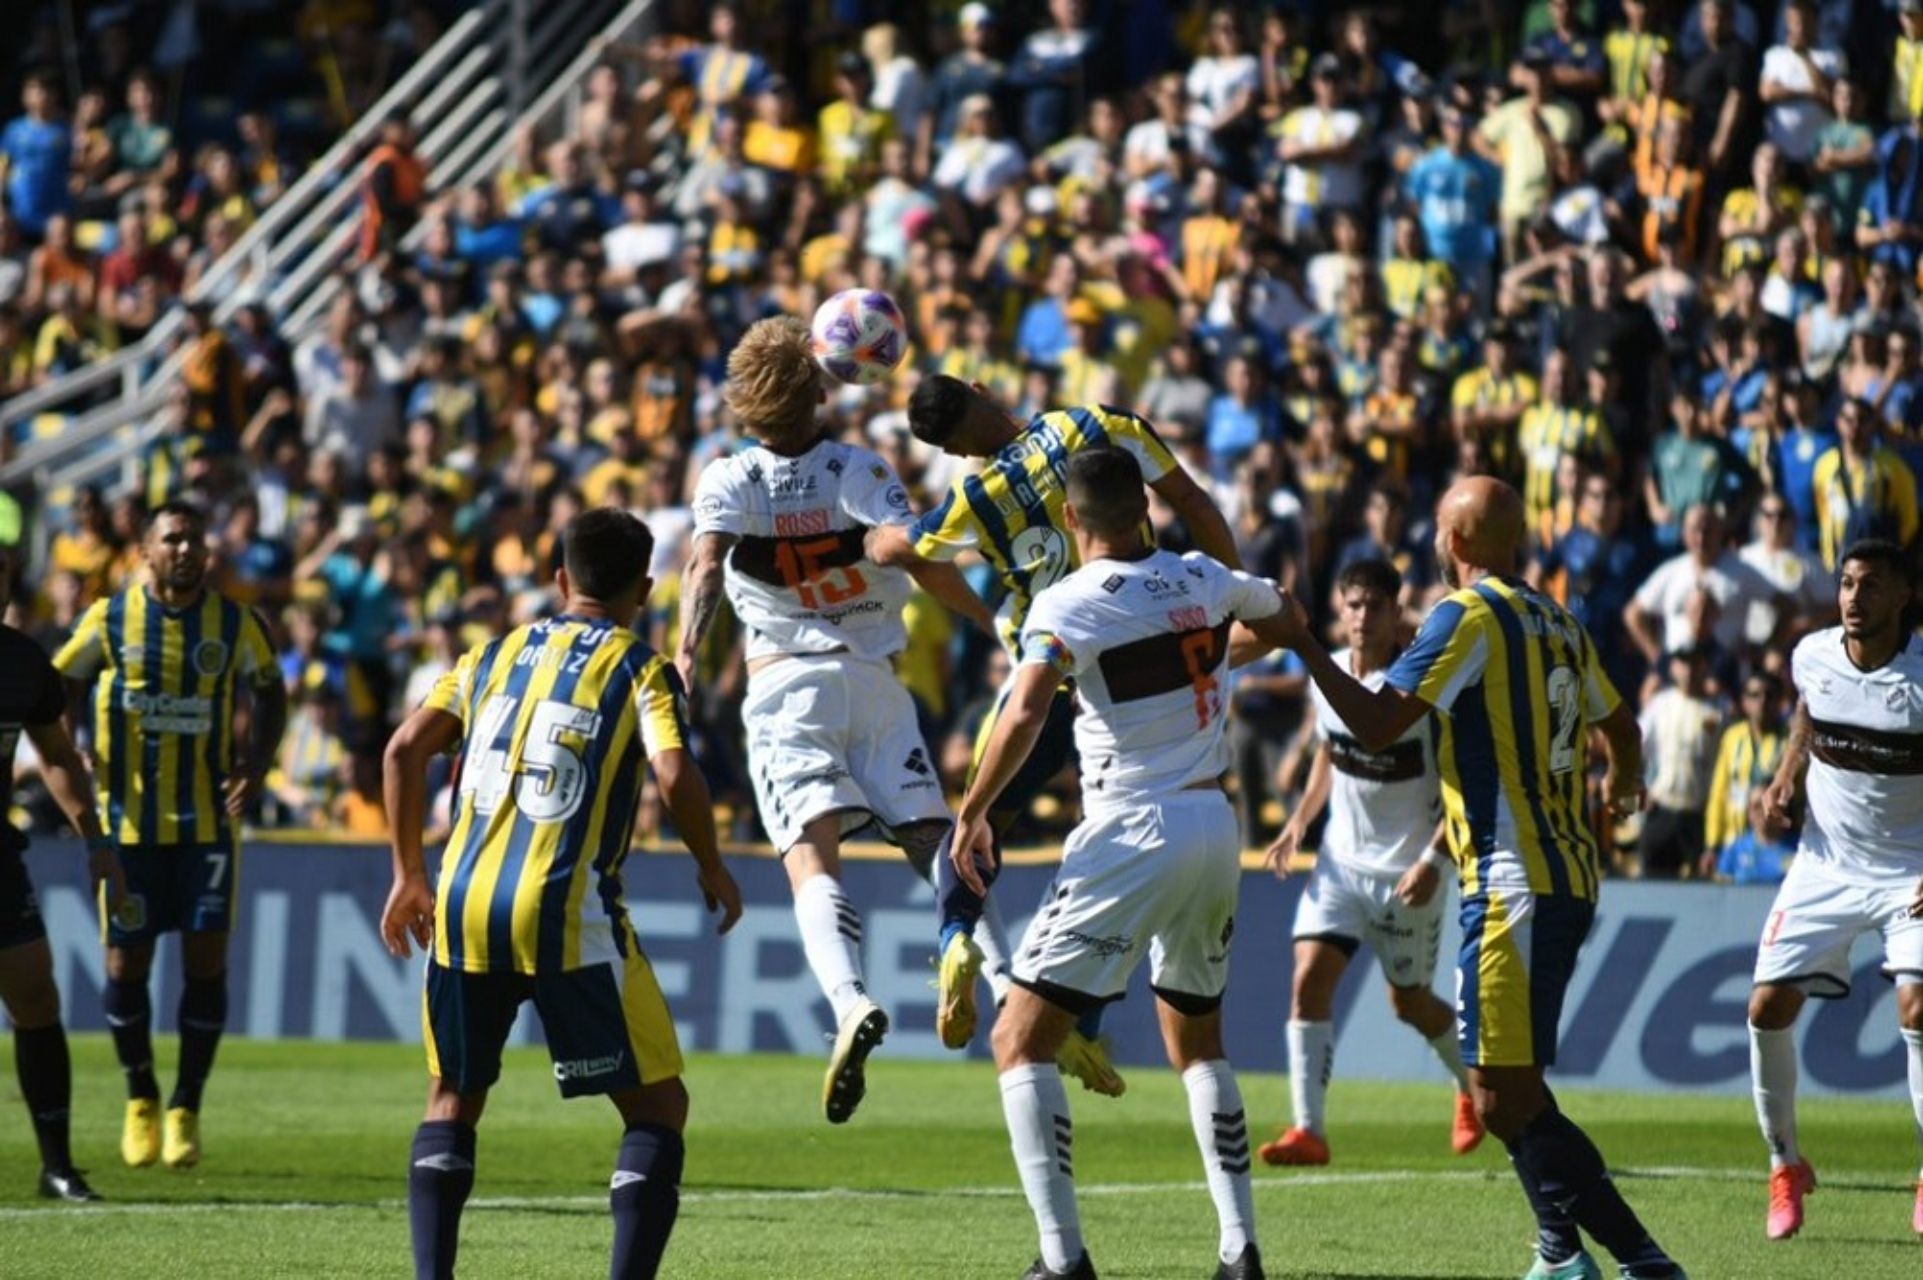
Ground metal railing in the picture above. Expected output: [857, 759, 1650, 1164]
[0, 0, 645, 512]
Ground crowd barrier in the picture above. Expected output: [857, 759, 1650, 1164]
[16, 841, 1911, 1099]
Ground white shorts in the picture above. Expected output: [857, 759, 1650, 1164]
[1292, 856, 1444, 989]
[742, 653, 949, 853]
[1752, 856, 1923, 997]
[1012, 791, 1241, 1012]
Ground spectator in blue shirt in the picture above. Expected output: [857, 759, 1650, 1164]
[1205, 354, 1282, 475]
[1519, 0, 1606, 108]
[1008, 0, 1096, 155]
[453, 186, 523, 279]
[1403, 103, 1501, 296]
[1775, 378, 1840, 551]
[0, 73, 72, 238]
[1868, 325, 1923, 473]
[1856, 119, 1923, 275]
[1534, 469, 1646, 696]
[921, 4, 1007, 168]
[1714, 793, 1794, 885]
[1014, 254, 1078, 367]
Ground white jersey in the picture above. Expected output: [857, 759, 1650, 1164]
[1020, 549, 1281, 807]
[1310, 648, 1442, 876]
[1792, 627, 1923, 884]
[691, 438, 915, 663]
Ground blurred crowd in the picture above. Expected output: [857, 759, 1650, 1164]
[13, 0, 1922, 882]
[0, 0, 453, 408]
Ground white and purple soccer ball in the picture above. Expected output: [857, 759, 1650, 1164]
[809, 288, 908, 386]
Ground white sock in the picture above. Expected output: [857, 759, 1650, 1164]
[978, 898, 1015, 1007]
[1183, 1059, 1256, 1263]
[1902, 1025, 1923, 1177]
[794, 874, 867, 1024]
[1749, 1023, 1800, 1169]
[1287, 1019, 1333, 1135]
[1428, 1029, 1471, 1093]
[1000, 1063, 1083, 1272]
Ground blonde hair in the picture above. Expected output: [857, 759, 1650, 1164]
[725, 316, 822, 445]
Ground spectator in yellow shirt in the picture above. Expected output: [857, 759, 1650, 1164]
[743, 77, 817, 175]
[1518, 346, 1616, 531]
[817, 52, 893, 199]
[1811, 397, 1921, 569]
[1701, 672, 1786, 877]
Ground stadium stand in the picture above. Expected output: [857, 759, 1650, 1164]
[0, 0, 1899, 882]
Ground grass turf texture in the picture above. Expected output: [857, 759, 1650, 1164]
[0, 1036, 1917, 1278]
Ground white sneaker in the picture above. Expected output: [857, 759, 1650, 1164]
[822, 998, 889, 1124]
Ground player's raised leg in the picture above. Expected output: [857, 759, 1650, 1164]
[783, 813, 887, 1124]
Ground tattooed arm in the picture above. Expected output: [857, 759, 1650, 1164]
[676, 531, 734, 696]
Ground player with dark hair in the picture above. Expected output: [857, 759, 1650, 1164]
[0, 541, 126, 1201]
[1258, 557, 1482, 1167]
[54, 499, 288, 1171]
[1267, 477, 1686, 1280]
[958, 446, 1290, 1280]
[1747, 538, 1923, 1241]
[867, 373, 1240, 1095]
[382, 507, 742, 1280]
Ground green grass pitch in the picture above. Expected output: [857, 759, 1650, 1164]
[0, 1036, 1917, 1277]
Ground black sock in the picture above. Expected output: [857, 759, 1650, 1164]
[610, 1123, 685, 1280]
[169, 976, 227, 1112]
[1513, 1103, 1674, 1275]
[934, 822, 1003, 950]
[12, 1024, 72, 1172]
[1501, 1137, 1582, 1264]
[408, 1120, 476, 1280]
[103, 978, 159, 1100]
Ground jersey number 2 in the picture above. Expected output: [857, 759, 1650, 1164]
[463, 697, 602, 823]
[1545, 665, 1580, 775]
[776, 537, 867, 609]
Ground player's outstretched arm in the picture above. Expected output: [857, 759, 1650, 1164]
[902, 557, 996, 636]
[1265, 591, 1429, 753]
[953, 660, 1062, 896]
[650, 746, 742, 934]
[676, 531, 734, 695]
[379, 705, 461, 959]
[1762, 698, 1812, 833]
[26, 719, 125, 912]
[1149, 467, 1241, 571]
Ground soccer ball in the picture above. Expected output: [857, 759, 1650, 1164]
[809, 289, 907, 386]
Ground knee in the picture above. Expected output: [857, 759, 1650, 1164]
[1748, 983, 1802, 1030]
[1896, 983, 1923, 1033]
[105, 947, 151, 984]
[1163, 1027, 1224, 1073]
[625, 1077, 690, 1134]
[1472, 1081, 1544, 1142]
[1387, 985, 1428, 1026]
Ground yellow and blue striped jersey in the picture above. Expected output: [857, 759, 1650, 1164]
[54, 586, 277, 846]
[425, 616, 687, 975]
[909, 404, 1177, 656]
[1386, 575, 1620, 901]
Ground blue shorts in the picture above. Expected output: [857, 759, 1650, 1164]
[422, 949, 684, 1098]
[1455, 890, 1594, 1069]
[102, 841, 240, 945]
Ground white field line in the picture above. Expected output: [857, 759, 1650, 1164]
[0, 1165, 1912, 1220]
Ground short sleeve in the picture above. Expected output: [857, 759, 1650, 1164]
[635, 657, 689, 757]
[1099, 409, 1177, 484]
[691, 463, 747, 537]
[1632, 558, 1673, 614]
[51, 599, 109, 682]
[1017, 593, 1085, 678]
[1210, 561, 1281, 622]
[236, 607, 279, 687]
[423, 645, 482, 723]
[1385, 597, 1486, 712]
[910, 484, 981, 561]
[841, 452, 915, 529]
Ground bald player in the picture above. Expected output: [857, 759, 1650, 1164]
[1267, 478, 1687, 1280]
